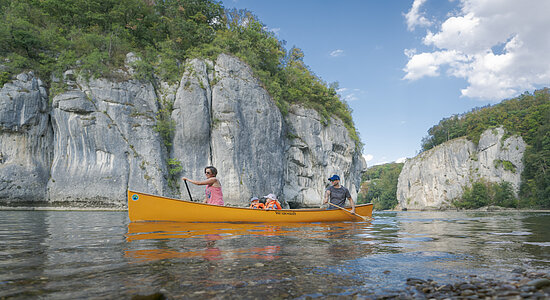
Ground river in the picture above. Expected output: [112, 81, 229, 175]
[1, 210, 548, 299]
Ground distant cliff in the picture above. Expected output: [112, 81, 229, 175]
[0, 54, 365, 208]
[396, 127, 525, 209]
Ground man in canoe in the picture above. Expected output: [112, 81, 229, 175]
[182, 166, 224, 206]
[323, 174, 355, 214]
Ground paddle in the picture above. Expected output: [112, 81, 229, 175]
[183, 179, 194, 202]
[328, 202, 370, 221]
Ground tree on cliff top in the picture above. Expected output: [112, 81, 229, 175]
[420, 89, 550, 208]
[0, 0, 361, 148]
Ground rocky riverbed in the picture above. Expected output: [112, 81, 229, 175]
[379, 270, 550, 300]
[130, 269, 550, 299]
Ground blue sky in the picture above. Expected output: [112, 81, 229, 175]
[221, 0, 550, 166]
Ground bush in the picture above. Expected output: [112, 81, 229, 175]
[453, 180, 518, 209]
[358, 163, 403, 210]
[422, 89, 550, 209]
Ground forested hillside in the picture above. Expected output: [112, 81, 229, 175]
[0, 0, 359, 145]
[421, 89, 550, 208]
[357, 163, 403, 210]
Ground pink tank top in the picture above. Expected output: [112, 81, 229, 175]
[205, 184, 224, 206]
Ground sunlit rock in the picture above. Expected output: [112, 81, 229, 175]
[397, 127, 526, 209]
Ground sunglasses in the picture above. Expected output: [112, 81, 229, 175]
[205, 171, 212, 175]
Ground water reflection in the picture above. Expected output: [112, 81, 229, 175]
[1, 210, 548, 299]
[125, 222, 374, 263]
[393, 211, 550, 269]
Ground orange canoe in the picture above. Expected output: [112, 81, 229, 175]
[128, 190, 373, 223]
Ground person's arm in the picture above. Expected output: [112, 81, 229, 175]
[348, 196, 356, 213]
[346, 188, 355, 213]
[322, 189, 330, 207]
[182, 177, 217, 186]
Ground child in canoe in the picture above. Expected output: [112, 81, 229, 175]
[264, 194, 282, 210]
[249, 197, 264, 209]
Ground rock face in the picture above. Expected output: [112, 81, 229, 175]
[0, 73, 52, 203]
[48, 70, 169, 206]
[284, 105, 365, 207]
[396, 127, 526, 209]
[0, 54, 365, 207]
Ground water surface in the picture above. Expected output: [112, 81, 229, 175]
[1, 210, 549, 299]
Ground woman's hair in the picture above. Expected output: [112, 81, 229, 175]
[205, 166, 218, 176]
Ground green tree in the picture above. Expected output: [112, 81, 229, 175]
[454, 180, 518, 209]
[421, 89, 550, 208]
[358, 163, 403, 210]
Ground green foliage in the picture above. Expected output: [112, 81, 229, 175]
[421, 89, 550, 151]
[1, 0, 224, 84]
[453, 180, 518, 209]
[519, 119, 550, 208]
[168, 158, 183, 175]
[154, 100, 175, 148]
[0, 71, 9, 87]
[167, 158, 183, 192]
[493, 159, 517, 173]
[189, 9, 361, 148]
[1, 0, 360, 149]
[421, 88, 550, 209]
[357, 163, 404, 210]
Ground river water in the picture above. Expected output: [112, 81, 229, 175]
[1, 210, 549, 299]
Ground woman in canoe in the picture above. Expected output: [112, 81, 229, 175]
[182, 166, 224, 206]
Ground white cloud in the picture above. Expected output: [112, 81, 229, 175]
[371, 160, 389, 166]
[404, 0, 432, 31]
[395, 157, 407, 163]
[403, 50, 467, 80]
[363, 154, 374, 163]
[330, 49, 344, 57]
[337, 87, 365, 102]
[403, 0, 550, 100]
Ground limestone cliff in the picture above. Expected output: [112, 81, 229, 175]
[396, 127, 526, 209]
[0, 54, 365, 207]
[0, 73, 52, 203]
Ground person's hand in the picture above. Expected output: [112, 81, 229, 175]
[351, 208, 356, 214]
[182, 177, 188, 181]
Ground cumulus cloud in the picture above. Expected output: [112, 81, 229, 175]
[330, 49, 344, 57]
[395, 157, 407, 163]
[363, 154, 374, 163]
[404, 0, 432, 31]
[403, 0, 550, 100]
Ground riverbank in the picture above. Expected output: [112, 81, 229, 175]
[379, 270, 550, 299]
[130, 269, 550, 299]
[0, 205, 125, 211]
[387, 205, 550, 212]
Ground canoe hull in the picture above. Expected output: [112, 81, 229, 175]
[128, 190, 373, 223]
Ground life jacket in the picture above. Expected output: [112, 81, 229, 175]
[265, 200, 282, 210]
[250, 202, 264, 209]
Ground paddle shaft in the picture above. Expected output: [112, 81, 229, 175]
[184, 180, 194, 202]
[328, 202, 369, 221]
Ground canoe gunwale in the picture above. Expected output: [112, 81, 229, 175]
[128, 190, 373, 223]
[129, 189, 371, 211]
